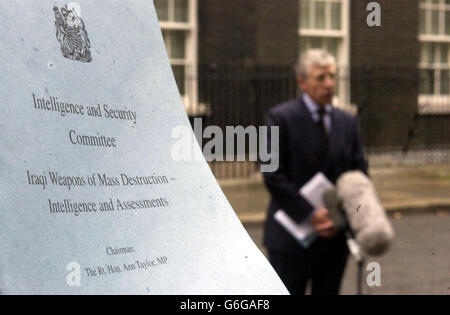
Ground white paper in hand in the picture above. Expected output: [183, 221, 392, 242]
[299, 172, 334, 208]
[274, 210, 316, 248]
[274, 172, 334, 248]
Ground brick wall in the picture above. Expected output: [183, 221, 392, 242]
[350, 0, 419, 148]
[198, 0, 257, 66]
[197, 0, 298, 128]
[254, 0, 298, 65]
[198, 0, 298, 66]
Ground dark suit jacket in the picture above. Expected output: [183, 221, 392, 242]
[263, 96, 368, 251]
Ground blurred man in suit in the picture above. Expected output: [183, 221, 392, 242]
[263, 49, 367, 295]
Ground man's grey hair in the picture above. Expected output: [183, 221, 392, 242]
[295, 49, 336, 79]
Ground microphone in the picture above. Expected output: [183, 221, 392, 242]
[335, 171, 395, 257]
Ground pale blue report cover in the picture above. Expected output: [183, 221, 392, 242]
[0, 0, 288, 294]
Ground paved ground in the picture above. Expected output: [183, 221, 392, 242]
[243, 211, 450, 295]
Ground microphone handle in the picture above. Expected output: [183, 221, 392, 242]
[339, 207, 364, 261]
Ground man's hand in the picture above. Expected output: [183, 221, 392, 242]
[309, 208, 337, 239]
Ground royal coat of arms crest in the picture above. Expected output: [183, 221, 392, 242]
[53, 5, 92, 63]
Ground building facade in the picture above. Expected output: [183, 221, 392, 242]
[155, 0, 450, 167]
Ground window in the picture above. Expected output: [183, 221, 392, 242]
[419, 0, 450, 114]
[298, 0, 351, 110]
[154, 0, 199, 115]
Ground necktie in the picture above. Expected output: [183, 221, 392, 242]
[318, 107, 329, 139]
[317, 107, 329, 166]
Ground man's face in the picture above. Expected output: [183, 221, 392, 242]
[298, 64, 336, 106]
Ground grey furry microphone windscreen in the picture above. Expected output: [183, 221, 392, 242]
[335, 171, 395, 256]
